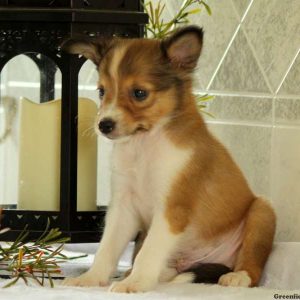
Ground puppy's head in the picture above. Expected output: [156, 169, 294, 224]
[63, 26, 203, 139]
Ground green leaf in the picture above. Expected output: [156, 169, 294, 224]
[149, 2, 155, 26]
[31, 272, 43, 286]
[196, 94, 215, 102]
[46, 269, 54, 288]
[34, 219, 50, 245]
[67, 254, 88, 260]
[20, 275, 28, 286]
[199, 109, 215, 118]
[154, 1, 160, 25]
[187, 8, 201, 15]
[202, 1, 212, 15]
[158, 3, 165, 19]
[10, 225, 29, 249]
[2, 276, 20, 288]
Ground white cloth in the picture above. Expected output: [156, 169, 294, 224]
[0, 242, 299, 300]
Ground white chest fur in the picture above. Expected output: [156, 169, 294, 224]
[110, 128, 192, 230]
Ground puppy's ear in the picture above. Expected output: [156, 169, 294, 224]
[162, 26, 203, 71]
[61, 36, 113, 65]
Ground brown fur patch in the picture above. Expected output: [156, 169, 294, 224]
[162, 87, 254, 238]
[233, 198, 276, 286]
[163, 98, 275, 285]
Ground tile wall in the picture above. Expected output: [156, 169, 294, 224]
[187, 0, 300, 241]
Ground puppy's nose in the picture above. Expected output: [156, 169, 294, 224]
[98, 118, 116, 134]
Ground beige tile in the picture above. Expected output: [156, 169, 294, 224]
[278, 53, 300, 96]
[271, 127, 300, 241]
[243, 0, 300, 92]
[275, 98, 300, 126]
[231, 0, 252, 18]
[189, 1, 239, 89]
[205, 95, 272, 124]
[210, 30, 270, 93]
[207, 123, 271, 197]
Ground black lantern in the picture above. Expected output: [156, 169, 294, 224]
[0, 0, 148, 242]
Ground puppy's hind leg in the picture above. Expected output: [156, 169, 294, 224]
[219, 197, 276, 287]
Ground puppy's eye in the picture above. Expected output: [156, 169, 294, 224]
[132, 89, 148, 101]
[98, 87, 105, 99]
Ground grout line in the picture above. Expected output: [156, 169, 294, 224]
[206, 119, 300, 130]
[275, 47, 300, 94]
[240, 0, 255, 23]
[194, 89, 274, 98]
[275, 94, 300, 100]
[270, 96, 276, 201]
[194, 90, 300, 100]
[272, 96, 276, 128]
[206, 119, 273, 128]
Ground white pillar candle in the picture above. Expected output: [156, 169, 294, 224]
[18, 97, 97, 211]
[77, 98, 98, 211]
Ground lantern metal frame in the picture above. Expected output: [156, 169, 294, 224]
[0, 0, 147, 242]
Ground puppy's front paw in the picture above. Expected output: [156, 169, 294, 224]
[218, 271, 252, 287]
[62, 271, 108, 287]
[109, 277, 155, 293]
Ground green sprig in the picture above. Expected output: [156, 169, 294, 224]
[143, 0, 211, 39]
[195, 94, 215, 118]
[0, 218, 70, 288]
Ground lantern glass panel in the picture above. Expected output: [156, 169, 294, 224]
[0, 53, 62, 211]
[77, 60, 111, 211]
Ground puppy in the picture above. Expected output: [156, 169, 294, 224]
[62, 26, 276, 293]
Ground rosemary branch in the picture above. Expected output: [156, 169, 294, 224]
[0, 217, 70, 288]
[143, 0, 211, 39]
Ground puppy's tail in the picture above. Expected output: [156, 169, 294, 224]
[171, 263, 232, 284]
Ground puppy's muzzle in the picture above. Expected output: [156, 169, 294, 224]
[98, 118, 116, 135]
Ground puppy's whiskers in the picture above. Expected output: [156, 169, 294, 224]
[82, 125, 97, 137]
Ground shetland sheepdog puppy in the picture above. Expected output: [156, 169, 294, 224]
[62, 26, 276, 293]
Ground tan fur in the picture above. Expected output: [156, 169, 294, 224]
[99, 35, 275, 287]
[162, 82, 275, 286]
[63, 26, 276, 289]
[164, 90, 254, 239]
[233, 197, 276, 286]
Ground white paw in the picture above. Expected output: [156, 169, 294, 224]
[218, 271, 252, 287]
[61, 271, 108, 287]
[109, 277, 155, 293]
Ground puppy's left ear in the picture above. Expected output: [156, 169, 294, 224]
[61, 36, 113, 66]
[162, 26, 203, 71]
